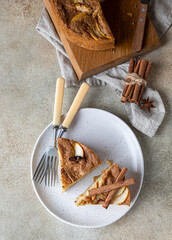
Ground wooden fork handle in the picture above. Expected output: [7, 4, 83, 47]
[132, 3, 148, 53]
[62, 83, 90, 129]
[53, 77, 65, 127]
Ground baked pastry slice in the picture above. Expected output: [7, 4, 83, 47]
[57, 138, 102, 192]
[43, 0, 115, 50]
[75, 162, 131, 207]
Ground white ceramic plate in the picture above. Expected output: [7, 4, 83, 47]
[31, 108, 144, 228]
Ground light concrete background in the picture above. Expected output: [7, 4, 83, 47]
[0, 1, 172, 240]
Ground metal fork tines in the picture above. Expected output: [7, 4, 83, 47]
[33, 124, 66, 186]
[33, 152, 58, 186]
[33, 154, 46, 184]
[33, 155, 58, 186]
[44, 154, 58, 187]
[43, 127, 66, 186]
[33, 127, 59, 186]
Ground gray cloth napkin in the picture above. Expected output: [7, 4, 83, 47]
[36, 1, 172, 137]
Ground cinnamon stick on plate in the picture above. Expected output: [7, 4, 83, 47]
[103, 167, 128, 209]
[88, 178, 135, 196]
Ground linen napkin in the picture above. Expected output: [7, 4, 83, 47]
[36, 1, 172, 137]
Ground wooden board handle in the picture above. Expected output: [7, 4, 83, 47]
[62, 83, 90, 129]
[132, 3, 148, 53]
[53, 77, 65, 126]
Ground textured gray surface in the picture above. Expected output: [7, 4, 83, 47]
[0, 1, 172, 240]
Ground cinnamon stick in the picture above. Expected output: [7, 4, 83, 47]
[103, 168, 128, 209]
[125, 59, 140, 98]
[122, 59, 135, 96]
[144, 61, 152, 80]
[131, 59, 148, 104]
[128, 59, 141, 102]
[121, 59, 135, 103]
[139, 59, 148, 77]
[88, 178, 135, 196]
[134, 59, 141, 73]
[121, 96, 128, 103]
[136, 62, 152, 104]
[121, 95, 128, 103]
[128, 85, 135, 101]
[124, 80, 134, 97]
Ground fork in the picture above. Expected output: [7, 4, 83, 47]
[33, 77, 65, 186]
[33, 81, 90, 186]
[48, 82, 90, 184]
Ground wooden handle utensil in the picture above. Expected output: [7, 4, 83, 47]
[132, 1, 149, 52]
[53, 77, 65, 126]
[62, 83, 90, 129]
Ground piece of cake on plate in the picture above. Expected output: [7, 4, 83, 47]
[75, 162, 135, 208]
[57, 138, 102, 192]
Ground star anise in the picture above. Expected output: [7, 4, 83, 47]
[140, 97, 156, 112]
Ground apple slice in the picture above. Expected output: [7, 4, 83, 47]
[71, 12, 87, 23]
[73, 0, 84, 3]
[74, 142, 84, 157]
[95, 22, 112, 39]
[75, 3, 93, 14]
[88, 28, 98, 40]
[111, 187, 129, 205]
[93, 25, 103, 38]
[113, 186, 126, 199]
[93, 175, 100, 182]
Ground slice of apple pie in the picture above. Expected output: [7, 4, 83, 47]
[75, 162, 131, 207]
[43, 0, 115, 50]
[57, 138, 102, 192]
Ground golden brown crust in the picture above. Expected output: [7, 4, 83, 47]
[57, 138, 102, 191]
[43, 0, 115, 50]
[75, 162, 131, 206]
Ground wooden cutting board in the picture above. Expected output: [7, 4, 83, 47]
[45, 0, 160, 80]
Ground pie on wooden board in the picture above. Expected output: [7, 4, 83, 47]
[43, 0, 115, 50]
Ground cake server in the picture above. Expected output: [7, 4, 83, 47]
[33, 77, 65, 185]
[132, 0, 150, 52]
